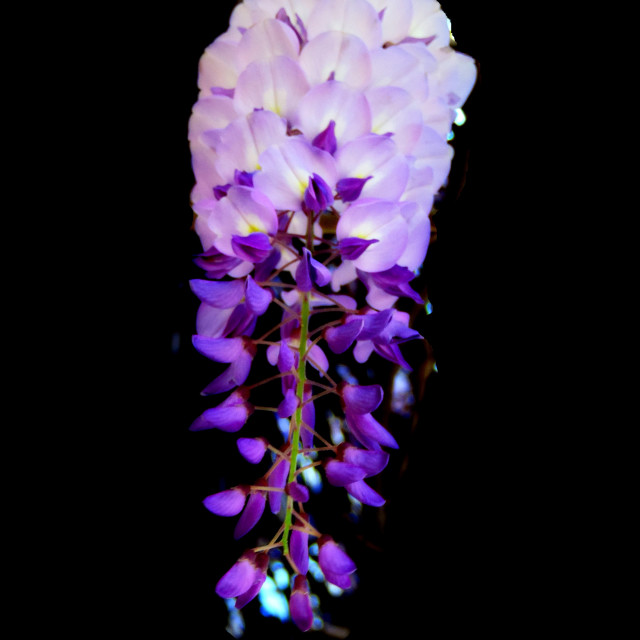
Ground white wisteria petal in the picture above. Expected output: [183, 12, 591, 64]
[234, 56, 310, 119]
[197, 39, 240, 95]
[206, 109, 288, 182]
[365, 86, 424, 154]
[368, 0, 413, 44]
[306, 0, 383, 49]
[336, 200, 409, 272]
[294, 80, 372, 146]
[299, 31, 372, 89]
[236, 18, 300, 68]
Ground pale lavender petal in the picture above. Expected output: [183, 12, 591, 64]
[342, 383, 384, 414]
[236, 18, 300, 68]
[290, 575, 313, 632]
[294, 80, 372, 147]
[334, 134, 410, 201]
[336, 200, 408, 272]
[365, 86, 423, 154]
[234, 57, 310, 120]
[244, 275, 272, 315]
[325, 460, 367, 487]
[192, 336, 245, 363]
[299, 31, 372, 89]
[215, 557, 256, 599]
[189, 279, 245, 308]
[254, 137, 337, 212]
[234, 492, 266, 539]
[345, 479, 386, 507]
[306, 0, 383, 49]
[237, 437, 268, 464]
[202, 487, 247, 517]
[325, 317, 364, 354]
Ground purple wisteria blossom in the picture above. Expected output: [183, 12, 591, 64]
[186, 0, 475, 632]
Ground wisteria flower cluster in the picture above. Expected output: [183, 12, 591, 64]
[187, 0, 475, 632]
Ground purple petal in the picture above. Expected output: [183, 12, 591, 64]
[193, 246, 243, 280]
[338, 235, 378, 260]
[345, 479, 386, 507]
[324, 460, 367, 487]
[290, 529, 309, 575]
[286, 481, 309, 503]
[215, 557, 256, 599]
[303, 172, 334, 213]
[277, 340, 295, 373]
[244, 275, 272, 316]
[268, 457, 290, 514]
[231, 232, 273, 263]
[235, 570, 266, 609]
[342, 383, 384, 414]
[336, 176, 372, 203]
[253, 247, 281, 281]
[318, 537, 356, 576]
[295, 247, 332, 291]
[234, 491, 266, 539]
[277, 388, 298, 419]
[202, 487, 247, 517]
[222, 303, 257, 338]
[234, 169, 254, 187]
[290, 576, 313, 632]
[237, 437, 267, 464]
[358, 308, 394, 340]
[190, 278, 245, 309]
[192, 335, 245, 363]
[322, 569, 353, 590]
[200, 352, 252, 395]
[189, 402, 249, 432]
[312, 119, 337, 154]
[341, 446, 389, 477]
[325, 317, 364, 354]
[345, 411, 399, 450]
[363, 265, 424, 304]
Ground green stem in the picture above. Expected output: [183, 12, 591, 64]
[282, 290, 310, 557]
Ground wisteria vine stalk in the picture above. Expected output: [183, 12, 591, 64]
[187, 0, 476, 632]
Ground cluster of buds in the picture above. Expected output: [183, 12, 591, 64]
[188, 0, 475, 631]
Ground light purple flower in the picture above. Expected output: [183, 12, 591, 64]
[189, 389, 252, 432]
[336, 199, 409, 273]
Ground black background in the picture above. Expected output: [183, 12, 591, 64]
[48, 2, 573, 637]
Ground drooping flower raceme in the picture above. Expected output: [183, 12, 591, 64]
[188, 0, 475, 632]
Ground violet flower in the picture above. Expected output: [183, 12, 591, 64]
[187, 0, 476, 630]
